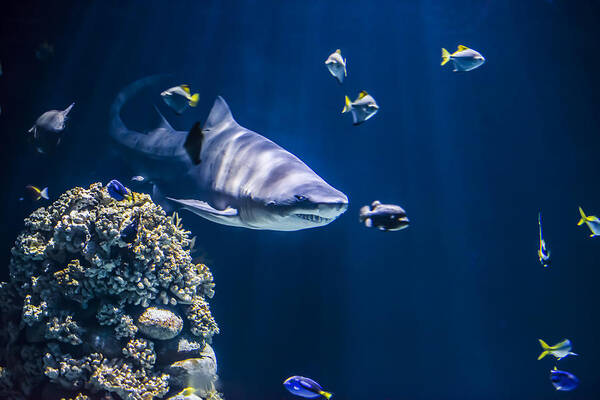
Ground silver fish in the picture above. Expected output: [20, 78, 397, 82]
[359, 201, 409, 231]
[342, 91, 379, 125]
[441, 45, 485, 72]
[29, 103, 74, 137]
[161, 85, 199, 115]
[325, 49, 347, 84]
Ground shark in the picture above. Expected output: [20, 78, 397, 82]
[109, 76, 349, 231]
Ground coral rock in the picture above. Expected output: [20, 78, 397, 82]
[137, 307, 183, 340]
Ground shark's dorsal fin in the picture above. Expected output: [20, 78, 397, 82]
[153, 106, 174, 131]
[203, 96, 237, 133]
[457, 45, 469, 51]
[358, 91, 368, 99]
[184, 122, 204, 165]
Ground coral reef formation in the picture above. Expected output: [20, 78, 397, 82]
[0, 183, 221, 400]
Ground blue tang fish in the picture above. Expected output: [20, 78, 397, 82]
[107, 179, 131, 201]
[550, 367, 579, 391]
[283, 376, 332, 399]
[121, 216, 139, 244]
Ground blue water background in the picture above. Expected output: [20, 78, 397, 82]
[1, 1, 599, 399]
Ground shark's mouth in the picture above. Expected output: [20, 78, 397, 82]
[295, 213, 331, 224]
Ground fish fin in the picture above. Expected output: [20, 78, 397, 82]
[372, 200, 381, 207]
[166, 198, 239, 217]
[152, 185, 174, 213]
[358, 90, 368, 99]
[335, 49, 341, 54]
[40, 187, 49, 200]
[344, 59, 347, 77]
[441, 48, 450, 65]
[184, 122, 204, 165]
[578, 207, 586, 225]
[180, 84, 191, 94]
[189, 93, 200, 107]
[365, 218, 373, 228]
[203, 96, 238, 133]
[457, 45, 469, 51]
[153, 106, 174, 131]
[319, 391, 333, 400]
[538, 339, 550, 360]
[359, 205, 370, 220]
[342, 96, 352, 113]
[62, 102, 75, 116]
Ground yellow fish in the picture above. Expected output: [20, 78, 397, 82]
[538, 339, 578, 360]
[577, 207, 600, 237]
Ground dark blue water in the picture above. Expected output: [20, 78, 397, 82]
[1, 1, 600, 399]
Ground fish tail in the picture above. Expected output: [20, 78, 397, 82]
[342, 96, 352, 113]
[538, 339, 550, 360]
[189, 93, 200, 107]
[441, 48, 451, 66]
[40, 187, 49, 200]
[319, 391, 333, 400]
[578, 207, 587, 225]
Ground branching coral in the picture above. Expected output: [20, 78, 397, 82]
[0, 183, 220, 399]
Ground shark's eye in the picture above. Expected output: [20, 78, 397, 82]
[295, 195, 307, 201]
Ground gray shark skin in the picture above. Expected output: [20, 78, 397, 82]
[110, 77, 349, 231]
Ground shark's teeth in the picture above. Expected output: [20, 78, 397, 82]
[295, 213, 330, 223]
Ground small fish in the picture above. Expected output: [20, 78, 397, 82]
[161, 85, 200, 115]
[538, 339, 578, 361]
[121, 215, 140, 244]
[577, 206, 600, 237]
[131, 175, 145, 182]
[325, 49, 347, 84]
[106, 179, 131, 201]
[441, 45, 485, 72]
[35, 41, 54, 61]
[538, 213, 551, 267]
[283, 376, 332, 399]
[170, 387, 202, 399]
[28, 103, 75, 138]
[25, 185, 49, 201]
[550, 367, 579, 391]
[342, 91, 379, 125]
[359, 201, 409, 231]
[189, 236, 197, 252]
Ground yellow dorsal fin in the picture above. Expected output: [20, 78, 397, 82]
[358, 90, 368, 99]
[180, 84, 191, 94]
[335, 49, 341, 54]
[457, 45, 469, 51]
[553, 366, 558, 371]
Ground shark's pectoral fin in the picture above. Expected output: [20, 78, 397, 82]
[166, 197, 238, 217]
[152, 185, 175, 213]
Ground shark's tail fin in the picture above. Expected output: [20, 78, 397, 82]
[109, 75, 170, 140]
